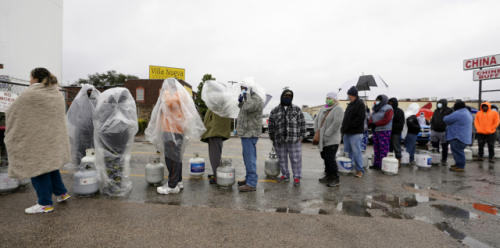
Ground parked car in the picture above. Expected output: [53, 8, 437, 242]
[303, 112, 315, 141]
[262, 116, 269, 133]
[417, 124, 431, 145]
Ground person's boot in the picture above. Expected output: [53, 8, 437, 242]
[441, 143, 449, 162]
[319, 175, 331, 183]
[237, 180, 247, 186]
[327, 177, 340, 187]
[397, 158, 401, 168]
[431, 141, 440, 153]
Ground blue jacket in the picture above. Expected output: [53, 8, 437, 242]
[443, 108, 472, 145]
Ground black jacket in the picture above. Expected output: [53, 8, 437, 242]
[341, 97, 366, 135]
[430, 99, 453, 132]
[407, 115, 421, 135]
[389, 98, 405, 135]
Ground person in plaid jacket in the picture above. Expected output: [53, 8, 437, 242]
[268, 89, 306, 187]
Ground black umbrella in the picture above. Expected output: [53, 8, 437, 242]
[339, 75, 389, 93]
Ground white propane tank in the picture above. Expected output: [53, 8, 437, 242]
[464, 148, 473, 162]
[495, 147, 500, 159]
[336, 148, 343, 159]
[217, 158, 235, 189]
[0, 164, 18, 195]
[73, 149, 99, 196]
[470, 146, 479, 156]
[362, 151, 369, 169]
[429, 148, 441, 165]
[188, 153, 205, 178]
[370, 153, 375, 166]
[382, 153, 399, 175]
[337, 152, 353, 175]
[401, 148, 410, 165]
[145, 156, 164, 185]
[416, 151, 432, 170]
[265, 148, 280, 179]
[18, 178, 30, 188]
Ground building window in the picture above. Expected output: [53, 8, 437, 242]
[136, 88, 144, 102]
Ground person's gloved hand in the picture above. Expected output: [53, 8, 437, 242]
[238, 94, 243, 103]
[369, 123, 377, 130]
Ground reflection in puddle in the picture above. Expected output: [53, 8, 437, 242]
[432, 205, 479, 219]
[368, 194, 436, 208]
[266, 207, 327, 215]
[473, 203, 500, 216]
[336, 201, 413, 219]
[404, 183, 431, 190]
[435, 222, 492, 248]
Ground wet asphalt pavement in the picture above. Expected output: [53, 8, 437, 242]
[1, 133, 500, 247]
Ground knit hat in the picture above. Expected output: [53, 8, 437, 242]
[454, 101, 466, 110]
[326, 91, 338, 101]
[284, 91, 293, 96]
[347, 86, 358, 97]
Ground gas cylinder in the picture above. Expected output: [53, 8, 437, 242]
[337, 152, 353, 175]
[0, 164, 18, 195]
[17, 178, 30, 188]
[429, 148, 441, 165]
[145, 156, 164, 185]
[470, 146, 479, 156]
[217, 158, 235, 189]
[495, 147, 500, 159]
[382, 153, 399, 175]
[73, 149, 99, 196]
[188, 153, 205, 178]
[401, 148, 410, 165]
[370, 153, 375, 166]
[265, 148, 280, 179]
[335, 148, 343, 159]
[464, 148, 473, 162]
[416, 151, 432, 170]
[362, 151, 369, 169]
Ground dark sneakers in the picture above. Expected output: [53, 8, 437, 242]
[237, 180, 246, 186]
[489, 159, 495, 163]
[209, 178, 217, 184]
[208, 174, 215, 179]
[319, 175, 331, 183]
[238, 185, 256, 192]
[277, 176, 290, 183]
[441, 160, 448, 166]
[449, 167, 465, 172]
[293, 179, 300, 187]
[327, 177, 340, 187]
[476, 157, 484, 162]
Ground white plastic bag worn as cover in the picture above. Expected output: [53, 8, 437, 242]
[93, 88, 138, 196]
[65, 84, 100, 172]
[201, 80, 240, 118]
[240, 77, 266, 103]
[145, 78, 206, 162]
[402, 103, 420, 139]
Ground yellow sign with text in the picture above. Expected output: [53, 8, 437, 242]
[149, 66, 185, 81]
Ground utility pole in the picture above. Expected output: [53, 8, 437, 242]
[228, 81, 237, 86]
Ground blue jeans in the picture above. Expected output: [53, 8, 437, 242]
[450, 139, 468, 169]
[31, 170, 68, 206]
[241, 137, 259, 187]
[404, 133, 417, 162]
[343, 134, 364, 174]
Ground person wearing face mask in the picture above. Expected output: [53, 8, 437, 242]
[341, 86, 366, 178]
[430, 99, 453, 166]
[444, 101, 472, 172]
[388, 98, 405, 167]
[417, 112, 429, 126]
[313, 92, 344, 187]
[269, 90, 306, 187]
[474, 102, 499, 163]
[368, 95, 394, 170]
[362, 107, 371, 152]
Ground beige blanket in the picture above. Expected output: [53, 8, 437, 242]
[6, 83, 71, 180]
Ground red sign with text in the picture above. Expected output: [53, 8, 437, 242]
[473, 67, 500, 81]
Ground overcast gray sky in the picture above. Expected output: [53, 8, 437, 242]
[63, 0, 500, 113]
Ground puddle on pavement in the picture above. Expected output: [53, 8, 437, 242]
[368, 194, 436, 208]
[431, 205, 479, 219]
[473, 203, 500, 216]
[262, 207, 329, 215]
[434, 222, 492, 248]
[335, 201, 413, 219]
[404, 183, 431, 190]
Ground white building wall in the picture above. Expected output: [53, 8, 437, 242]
[0, 0, 63, 83]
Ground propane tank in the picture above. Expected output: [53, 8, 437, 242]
[145, 156, 164, 185]
[464, 148, 473, 162]
[73, 149, 99, 196]
[416, 151, 432, 170]
[495, 147, 500, 159]
[429, 148, 441, 165]
[401, 148, 410, 165]
[362, 151, 369, 169]
[188, 153, 205, 178]
[382, 153, 399, 175]
[337, 152, 353, 175]
[217, 158, 235, 189]
[470, 146, 479, 156]
[335, 148, 343, 159]
[17, 178, 30, 188]
[0, 164, 18, 195]
[370, 153, 375, 166]
[265, 147, 280, 179]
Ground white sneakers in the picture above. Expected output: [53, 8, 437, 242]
[25, 204, 54, 214]
[57, 193, 71, 203]
[157, 185, 180, 194]
[178, 182, 184, 190]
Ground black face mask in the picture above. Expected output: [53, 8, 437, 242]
[282, 97, 292, 106]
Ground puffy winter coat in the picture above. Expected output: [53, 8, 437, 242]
[430, 99, 453, 132]
[389, 98, 405, 135]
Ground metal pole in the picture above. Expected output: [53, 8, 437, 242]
[478, 67, 482, 109]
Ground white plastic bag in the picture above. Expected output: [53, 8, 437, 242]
[402, 103, 420, 139]
[145, 78, 206, 162]
[65, 84, 100, 172]
[93, 88, 138, 196]
[240, 77, 266, 102]
[201, 80, 240, 118]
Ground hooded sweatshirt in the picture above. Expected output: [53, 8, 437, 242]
[474, 102, 500, 135]
[430, 99, 453, 132]
[491, 104, 500, 132]
[369, 95, 394, 132]
[268, 89, 306, 144]
[389, 98, 405, 135]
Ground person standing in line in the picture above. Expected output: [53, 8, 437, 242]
[491, 104, 500, 144]
[6, 68, 71, 213]
[368, 95, 394, 170]
[236, 80, 263, 192]
[403, 103, 421, 165]
[444, 101, 472, 172]
[201, 109, 232, 184]
[430, 99, 453, 166]
[269, 90, 306, 187]
[315, 92, 344, 187]
[468, 106, 476, 146]
[362, 107, 371, 152]
[341, 86, 366, 178]
[474, 102, 500, 163]
[388, 98, 405, 167]
[417, 112, 429, 126]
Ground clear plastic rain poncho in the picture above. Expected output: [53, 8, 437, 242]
[240, 77, 266, 103]
[402, 103, 420, 139]
[145, 78, 206, 162]
[201, 80, 241, 118]
[66, 84, 100, 171]
[93, 88, 138, 196]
